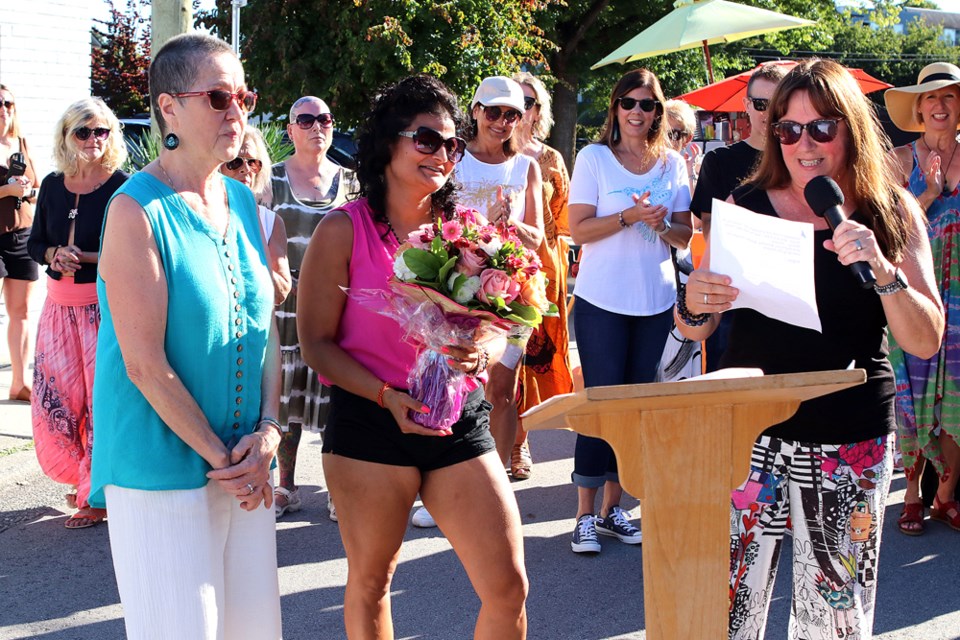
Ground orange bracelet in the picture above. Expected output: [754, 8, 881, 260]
[377, 381, 392, 408]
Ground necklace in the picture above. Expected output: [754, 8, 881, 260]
[614, 143, 654, 174]
[157, 159, 177, 190]
[67, 178, 104, 219]
[922, 135, 959, 194]
[384, 218, 401, 245]
[156, 160, 231, 237]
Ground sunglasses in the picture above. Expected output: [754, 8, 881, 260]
[224, 156, 263, 172]
[74, 127, 111, 141]
[170, 89, 258, 113]
[398, 126, 466, 162]
[294, 113, 335, 129]
[0, 100, 13, 109]
[523, 96, 539, 111]
[748, 97, 769, 112]
[616, 97, 659, 113]
[480, 105, 523, 124]
[771, 119, 843, 146]
[668, 129, 687, 142]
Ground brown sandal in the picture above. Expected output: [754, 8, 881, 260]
[897, 502, 925, 536]
[510, 440, 533, 480]
[7, 386, 31, 403]
[931, 496, 960, 531]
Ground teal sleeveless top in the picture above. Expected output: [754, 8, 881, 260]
[89, 172, 273, 508]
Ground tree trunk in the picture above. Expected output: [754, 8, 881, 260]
[549, 72, 580, 171]
[150, 0, 192, 133]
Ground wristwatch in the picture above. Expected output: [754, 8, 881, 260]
[656, 216, 672, 236]
[874, 268, 909, 296]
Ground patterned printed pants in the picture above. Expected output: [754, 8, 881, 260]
[729, 434, 892, 640]
[31, 300, 100, 508]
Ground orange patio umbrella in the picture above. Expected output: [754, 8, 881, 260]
[677, 61, 892, 112]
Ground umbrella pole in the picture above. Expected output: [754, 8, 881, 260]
[702, 40, 715, 84]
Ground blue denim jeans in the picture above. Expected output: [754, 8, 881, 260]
[571, 297, 673, 488]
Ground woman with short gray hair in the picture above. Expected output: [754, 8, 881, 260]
[90, 33, 282, 639]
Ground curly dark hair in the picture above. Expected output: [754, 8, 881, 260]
[355, 74, 467, 226]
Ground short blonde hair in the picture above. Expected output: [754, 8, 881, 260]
[512, 72, 554, 140]
[243, 126, 273, 205]
[664, 99, 696, 136]
[53, 97, 127, 175]
[0, 84, 21, 139]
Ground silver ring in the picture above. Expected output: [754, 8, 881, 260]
[854, 239, 863, 252]
[703, 293, 709, 304]
[245, 483, 254, 495]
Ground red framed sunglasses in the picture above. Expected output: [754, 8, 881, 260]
[170, 89, 258, 113]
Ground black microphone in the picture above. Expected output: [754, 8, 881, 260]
[803, 175, 876, 289]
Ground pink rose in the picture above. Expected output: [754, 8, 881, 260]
[441, 219, 463, 242]
[456, 249, 487, 277]
[476, 268, 520, 305]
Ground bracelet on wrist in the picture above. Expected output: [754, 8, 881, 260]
[617, 210, 628, 229]
[377, 381, 392, 408]
[676, 283, 711, 327]
[255, 417, 284, 437]
[468, 345, 490, 376]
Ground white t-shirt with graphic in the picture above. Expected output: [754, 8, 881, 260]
[569, 143, 691, 316]
[455, 150, 532, 222]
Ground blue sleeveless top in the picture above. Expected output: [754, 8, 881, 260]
[89, 172, 273, 508]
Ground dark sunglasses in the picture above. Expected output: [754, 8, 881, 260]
[225, 156, 263, 172]
[170, 89, 258, 113]
[74, 127, 111, 141]
[616, 97, 659, 113]
[668, 129, 687, 142]
[523, 96, 539, 111]
[294, 113, 335, 129]
[771, 118, 843, 145]
[398, 126, 466, 162]
[0, 100, 13, 109]
[480, 105, 523, 124]
[748, 97, 769, 112]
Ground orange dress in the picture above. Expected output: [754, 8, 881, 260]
[520, 145, 574, 412]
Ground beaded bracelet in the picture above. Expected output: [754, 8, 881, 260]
[617, 210, 628, 228]
[676, 283, 711, 327]
[377, 381, 392, 408]
[468, 345, 490, 376]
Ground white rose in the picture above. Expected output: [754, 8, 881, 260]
[449, 273, 482, 304]
[478, 237, 502, 256]
[393, 253, 417, 281]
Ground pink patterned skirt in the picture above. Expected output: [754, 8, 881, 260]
[31, 278, 100, 509]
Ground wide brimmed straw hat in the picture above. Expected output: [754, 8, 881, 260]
[884, 62, 960, 132]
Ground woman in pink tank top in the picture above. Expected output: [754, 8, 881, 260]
[297, 75, 528, 638]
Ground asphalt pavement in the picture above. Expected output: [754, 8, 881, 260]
[1, 279, 958, 639]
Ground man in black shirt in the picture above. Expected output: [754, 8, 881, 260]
[690, 63, 786, 369]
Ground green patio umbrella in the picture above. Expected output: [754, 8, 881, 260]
[591, 0, 815, 83]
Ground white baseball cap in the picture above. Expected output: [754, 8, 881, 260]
[470, 76, 525, 112]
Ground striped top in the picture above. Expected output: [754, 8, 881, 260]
[270, 161, 356, 272]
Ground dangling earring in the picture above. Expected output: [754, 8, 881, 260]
[612, 120, 620, 144]
[163, 133, 180, 150]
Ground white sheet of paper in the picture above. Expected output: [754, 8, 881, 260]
[710, 199, 822, 332]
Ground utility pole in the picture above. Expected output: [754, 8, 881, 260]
[231, 0, 248, 57]
[149, 0, 192, 133]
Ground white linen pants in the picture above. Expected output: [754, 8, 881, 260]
[104, 481, 282, 640]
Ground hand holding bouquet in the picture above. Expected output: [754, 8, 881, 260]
[351, 213, 556, 430]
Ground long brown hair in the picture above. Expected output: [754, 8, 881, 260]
[597, 68, 668, 159]
[750, 58, 909, 261]
[0, 84, 21, 139]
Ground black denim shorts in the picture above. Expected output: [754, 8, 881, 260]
[0, 229, 39, 281]
[322, 385, 496, 471]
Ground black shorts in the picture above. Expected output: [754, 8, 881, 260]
[0, 229, 39, 281]
[322, 385, 496, 471]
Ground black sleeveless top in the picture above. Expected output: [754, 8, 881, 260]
[719, 185, 895, 444]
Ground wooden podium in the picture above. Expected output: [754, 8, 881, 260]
[521, 369, 865, 640]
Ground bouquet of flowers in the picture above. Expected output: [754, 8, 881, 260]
[350, 215, 556, 430]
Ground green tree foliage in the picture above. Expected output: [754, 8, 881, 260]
[91, 0, 151, 117]
[202, 0, 555, 127]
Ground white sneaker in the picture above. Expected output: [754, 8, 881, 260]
[411, 505, 437, 528]
[327, 495, 338, 523]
